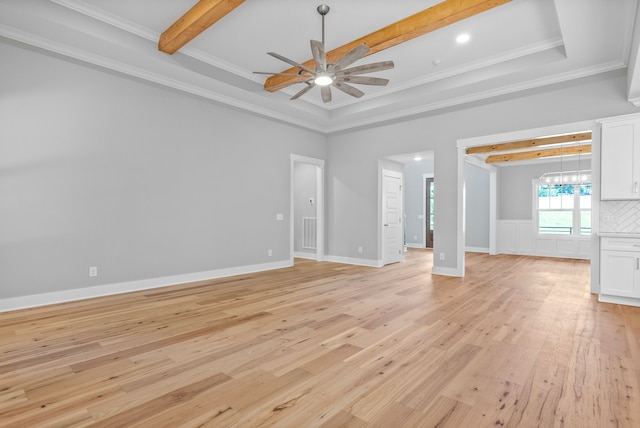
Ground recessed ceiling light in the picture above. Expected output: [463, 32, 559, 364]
[456, 33, 470, 44]
[414, 156, 423, 161]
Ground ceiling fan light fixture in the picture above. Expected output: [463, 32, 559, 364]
[255, 4, 394, 102]
[314, 73, 333, 86]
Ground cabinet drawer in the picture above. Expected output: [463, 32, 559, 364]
[601, 237, 640, 251]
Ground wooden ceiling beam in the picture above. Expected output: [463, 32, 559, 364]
[159, 0, 245, 54]
[264, 0, 512, 92]
[467, 131, 592, 155]
[485, 144, 592, 164]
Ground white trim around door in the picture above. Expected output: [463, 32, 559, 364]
[290, 154, 325, 263]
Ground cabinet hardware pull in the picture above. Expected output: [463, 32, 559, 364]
[635, 182, 639, 194]
[637, 258, 639, 270]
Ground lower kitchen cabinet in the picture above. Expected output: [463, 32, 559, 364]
[599, 237, 640, 306]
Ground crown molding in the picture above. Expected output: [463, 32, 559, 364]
[0, 24, 327, 134]
[50, 0, 158, 41]
[325, 60, 626, 134]
[50, 0, 265, 86]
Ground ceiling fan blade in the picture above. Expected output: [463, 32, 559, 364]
[321, 85, 332, 103]
[329, 44, 370, 71]
[254, 71, 309, 77]
[335, 61, 395, 76]
[335, 76, 389, 86]
[290, 83, 315, 100]
[267, 52, 315, 74]
[310, 40, 326, 71]
[333, 81, 365, 98]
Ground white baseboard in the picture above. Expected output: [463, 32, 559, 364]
[466, 246, 490, 253]
[598, 294, 640, 307]
[431, 266, 463, 277]
[325, 255, 383, 267]
[293, 251, 317, 260]
[0, 260, 293, 313]
[406, 243, 427, 249]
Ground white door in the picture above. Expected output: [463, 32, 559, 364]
[382, 170, 404, 265]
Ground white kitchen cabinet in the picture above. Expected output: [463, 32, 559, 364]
[600, 237, 640, 305]
[600, 115, 640, 200]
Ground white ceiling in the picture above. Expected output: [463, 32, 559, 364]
[1, 0, 639, 134]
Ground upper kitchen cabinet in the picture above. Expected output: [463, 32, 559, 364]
[600, 114, 640, 200]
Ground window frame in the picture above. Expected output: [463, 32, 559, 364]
[532, 179, 591, 237]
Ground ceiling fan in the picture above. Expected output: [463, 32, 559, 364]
[254, 5, 394, 103]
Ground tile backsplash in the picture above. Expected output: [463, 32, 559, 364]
[600, 200, 640, 233]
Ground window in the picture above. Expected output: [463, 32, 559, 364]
[535, 181, 591, 236]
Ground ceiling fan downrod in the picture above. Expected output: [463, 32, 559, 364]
[317, 5, 329, 48]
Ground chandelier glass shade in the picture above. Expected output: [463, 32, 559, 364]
[539, 170, 592, 185]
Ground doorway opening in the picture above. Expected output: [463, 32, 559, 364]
[291, 155, 324, 263]
[456, 120, 596, 280]
[424, 175, 434, 248]
[382, 152, 434, 259]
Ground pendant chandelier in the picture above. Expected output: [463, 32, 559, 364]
[539, 142, 591, 185]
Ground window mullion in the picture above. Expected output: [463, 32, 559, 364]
[573, 184, 579, 236]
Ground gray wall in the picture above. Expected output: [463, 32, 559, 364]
[465, 163, 490, 249]
[326, 71, 638, 270]
[497, 159, 590, 220]
[0, 41, 326, 299]
[404, 160, 434, 247]
[293, 162, 317, 254]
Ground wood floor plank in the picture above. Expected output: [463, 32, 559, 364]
[1, 250, 639, 426]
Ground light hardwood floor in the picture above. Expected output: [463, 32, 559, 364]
[1, 250, 639, 427]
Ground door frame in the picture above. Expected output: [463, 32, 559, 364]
[290, 154, 325, 262]
[423, 173, 434, 248]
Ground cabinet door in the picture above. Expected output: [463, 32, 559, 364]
[600, 250, 640, 297]
[601, 120, 640, 200]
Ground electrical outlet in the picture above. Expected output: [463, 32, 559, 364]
[89, 266, 98, 277]
[358, 246, 363, 253]
[414, 235, 417, 240]
[268, 249, 273, 257]
[439, 253, 445, 261]
[276, 213, 284, 221]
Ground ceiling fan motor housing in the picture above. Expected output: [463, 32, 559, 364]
[317, 5, 330, 16]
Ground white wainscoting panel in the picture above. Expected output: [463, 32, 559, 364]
[499, 221, 517, 253]
[517, 221, 535, 253]
[498, 220, 590, 259]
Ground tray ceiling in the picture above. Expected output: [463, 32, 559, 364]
[0, 0, 638, 133]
